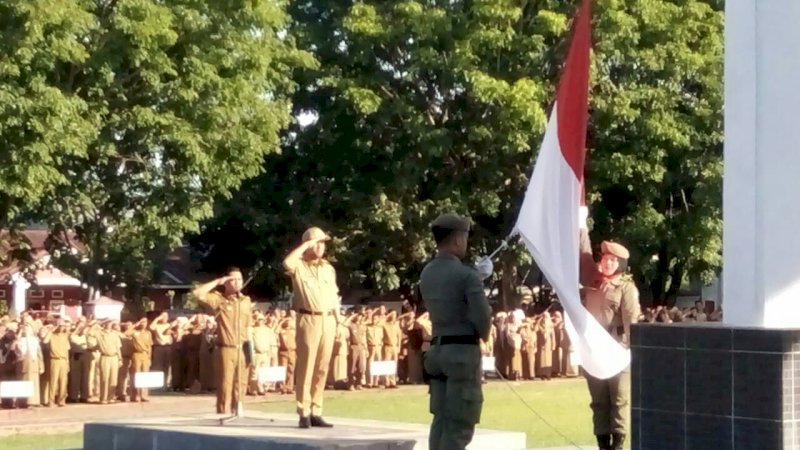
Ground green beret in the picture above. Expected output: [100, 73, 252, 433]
[431, 213, 471, 232]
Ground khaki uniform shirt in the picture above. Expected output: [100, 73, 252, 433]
[382, 321, 400, 348]
[132, 330, 152, 355]
[198, 291, 252, 346]
[252, 325, 271, 354]
[286, 259, 339, 313]
[97, 330, 121, 357]
[579, 230, 640, 347]
[279, 325, 296, 351]
[50, 332, 70, 359]
[348, 323, 366, 346]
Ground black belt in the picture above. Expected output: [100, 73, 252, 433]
[431, 335, 479, 346]
[297, 308, 335, 316]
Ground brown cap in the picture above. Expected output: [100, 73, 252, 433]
[431, 213, 471, 232]
[601, 241, 630, 259]
[302, 226, 330, 242]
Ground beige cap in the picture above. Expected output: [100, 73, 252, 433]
[601, 241, 630, 259]
[302, 226, 330, 242]
[431, 213, 471, 232]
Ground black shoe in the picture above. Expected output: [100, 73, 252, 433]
[310, 415, 333, 428]
[611, 433, 626, 450]
[299, 416, 311, 429]
[596, 434, 612, 450]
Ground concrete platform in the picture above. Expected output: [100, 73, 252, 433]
[83, 411, 527, 450]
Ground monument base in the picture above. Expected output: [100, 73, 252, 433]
[631, 323, 800, 450]
[83, 411, 527, 450]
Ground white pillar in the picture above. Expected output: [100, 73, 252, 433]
[10, 276, 29, 317]
[724, 0, 800, 327]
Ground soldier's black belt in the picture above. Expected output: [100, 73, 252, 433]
[297, 308, 335, 316]
[431, 335, 479, 346]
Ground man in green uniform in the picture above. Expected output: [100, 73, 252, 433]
[419, 213, 493, 450]
[193, 267, 252, 414]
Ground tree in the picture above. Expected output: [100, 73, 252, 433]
[198, 0, 723, 305]
[0, 0, 313, 297]
[589, 0, 723, 305]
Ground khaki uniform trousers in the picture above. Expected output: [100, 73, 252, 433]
[98, 354, 119, 403]
[249, 352, 269, 395]
[68, 352, 84, 401]
[117, 356, 132, 400]
[81, 351, 99, 401]
[367, 345, 382, 385]
[130, 353, 151, 401]
[383, 346, 398, 387]
[49, 358, 69, 406]
[585, 367, 631, 435]
[348, 345, 366, 387]
[216, 346, 247, 414]
[295, 313, 335, 417]
[279, 350, 296, 392]
[424, 344, 484, 450]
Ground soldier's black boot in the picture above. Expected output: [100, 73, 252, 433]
[596, 434, 612, 450]
[611, 433, 626, 450]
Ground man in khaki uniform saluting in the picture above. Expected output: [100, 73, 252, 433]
[420, 213, 493, 450]
[44, 321, 70, 406]
[284, 226, 339, 429]
[193, 268, 252, 414]
[97, 321, 121, 404]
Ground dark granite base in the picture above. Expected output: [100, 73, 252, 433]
[632, 323, 800, 450]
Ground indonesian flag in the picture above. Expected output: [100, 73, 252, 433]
[513, 0, 630, 379]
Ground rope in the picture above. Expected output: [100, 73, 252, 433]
[492, 369, 587, 449]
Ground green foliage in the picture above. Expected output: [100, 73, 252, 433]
[589, 0, 723, 302]
[0, 0, 313, 295]
[199, 0, 723, 303]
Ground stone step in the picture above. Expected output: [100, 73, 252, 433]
[84, 411, 528, 450]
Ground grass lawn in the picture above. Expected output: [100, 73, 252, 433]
[250, 378, 595, 448]
[3, 433, 82, 450]
[4, 378, 595, 449]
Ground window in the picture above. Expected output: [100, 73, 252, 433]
[29, 289, 44, 299]
[51, 290, 64, 299]
[0, 289, 5, 299]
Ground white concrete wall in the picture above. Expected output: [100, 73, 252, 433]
[724, 0, 800, 327]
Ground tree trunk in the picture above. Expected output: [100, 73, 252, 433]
[498, 256, 518, 311]
[664, 262, 686, 308]
[648, 246, 669, 306]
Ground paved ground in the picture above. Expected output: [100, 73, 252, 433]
[0, 392, 278, 436]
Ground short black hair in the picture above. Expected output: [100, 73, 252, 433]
[226, 266, 242, 275]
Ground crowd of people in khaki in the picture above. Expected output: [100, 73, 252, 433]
[0, 300, 721, 409]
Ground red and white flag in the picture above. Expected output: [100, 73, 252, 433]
[513, 0, 629, 379]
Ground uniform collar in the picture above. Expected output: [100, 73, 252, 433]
[434, 251, 460, 261]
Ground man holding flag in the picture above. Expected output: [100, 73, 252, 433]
[509, 0, 638, 449]
[579, 209, 640, 450]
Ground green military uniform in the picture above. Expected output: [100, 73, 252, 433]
[420, 213, 492, 450]
[580, 229, 640, 450]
